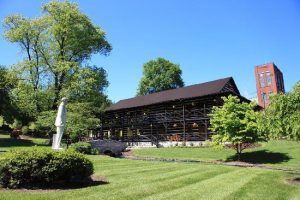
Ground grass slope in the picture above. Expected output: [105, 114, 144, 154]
[0, 156, 299, 200]
[0, 134, 299, 199]
[133, 140, 300, 169]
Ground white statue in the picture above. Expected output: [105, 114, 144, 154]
[52, 97, 68, 150]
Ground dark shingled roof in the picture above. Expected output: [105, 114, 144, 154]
[106, 77, 240, 111]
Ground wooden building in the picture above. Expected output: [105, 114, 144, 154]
[100, 77, 249, 146]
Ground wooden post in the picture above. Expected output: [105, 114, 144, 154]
[150, 123, 153, 145]
[121, 113, 124, 141]
[164, 106, 168, 137]
[204, 103, 208, 140]
[134, 111, 137, 142]
[183, 103, 186, 141]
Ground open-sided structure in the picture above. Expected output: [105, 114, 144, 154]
[99, 77, 248, 146]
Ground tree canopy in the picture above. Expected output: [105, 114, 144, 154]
[259, 82, 300, 141]
[3, 0, 111, 109]
[137, 57, 184, 96]
[0, 66, 17, 123]
[2, 0, 112, 140]
[209, 95, 265, 158]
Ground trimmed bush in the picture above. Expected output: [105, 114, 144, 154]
[70, 142, 98, 155]
[0, 148, 94, 188]
[21, 126, 29, 135]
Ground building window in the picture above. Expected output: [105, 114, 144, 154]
[266, 71, 272, 86]
[259, 72, 265, 87]
[276, 75, 282, 91]
[262, 93, 267, 106]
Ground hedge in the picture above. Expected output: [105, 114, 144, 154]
[70, 142, 98, 155]
[0, 148, 94, 188]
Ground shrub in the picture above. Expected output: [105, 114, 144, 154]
[28, 122, 37, 133]
[202, 140, 211, 147]
[0, 148, 94, 188]
[181, 141, 186, 147]
[70, 142, 98, 155]
[10, 119, 22, 130]
[21, 126, 29, 135]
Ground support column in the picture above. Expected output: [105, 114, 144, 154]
[164, 107, 168, 137]
[183, 103, 186, 141]
[121, 113, 124, 141]
[150, 123, 153, 145]
[204, 103, 208, 140]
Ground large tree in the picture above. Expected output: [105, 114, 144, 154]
[0, 66, 16, 123]
[3, 1, 112, 138]
[259, 82, 300, 141]
[137, 57, 184, 95]
[209, 95, 266, 159]
[4, 0, 112, 109]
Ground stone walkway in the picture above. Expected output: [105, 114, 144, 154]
[122, 155, 300, 174]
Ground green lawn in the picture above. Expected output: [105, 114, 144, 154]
[0, 156, 300, 200]
[0, 134, 300, 199]
[0, 133, 49, 150]
[133, 140, 300, 170]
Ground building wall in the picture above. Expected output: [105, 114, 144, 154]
[100, 95, 225, 143]
[255, 63, 285, 108]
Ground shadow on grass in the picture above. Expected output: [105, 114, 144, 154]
[226, 150, 291, 164]
[8, 177, 109, 191]
[0, 138, 49, 148]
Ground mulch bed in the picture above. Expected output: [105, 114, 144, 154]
[0, 175, 108, 192]
[122, 149, 134, 157]
[288, 178, 300, 186]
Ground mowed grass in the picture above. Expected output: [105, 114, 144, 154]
[0, 133, 300, 199]
[0, 133, 49, 150]
[0, 156, 300, 200]
[133, 140, 300, 170]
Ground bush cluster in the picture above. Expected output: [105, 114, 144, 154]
[70, 142, 98, 155]
[0, 148, 94, 189]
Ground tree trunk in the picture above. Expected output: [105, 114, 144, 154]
[236, 143, 242, 161]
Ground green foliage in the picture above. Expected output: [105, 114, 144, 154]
[35, 102, 103, 141]
[70, 142, 98, 155]
[28, 122, 37, 132]
[8, 77, 53, 121]
[21, 126, 29, 134]
[0, 148, 94, 188]
[3, 0, 112, 126]
[137, 57, 184, 95]
[0, 66, 18, 123]
[260, 82, 300, 141]
[209, 95, 266, 156]
[65, 102, 100, 141]
[35, 110, 56, 137]
[62, 66, 109, 106]
[10, 119, 22, 130]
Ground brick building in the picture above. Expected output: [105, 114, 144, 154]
[255, 63, 285, 108]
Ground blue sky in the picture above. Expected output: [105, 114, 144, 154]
[0, 0, 299, 102]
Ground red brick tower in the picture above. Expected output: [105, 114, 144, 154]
[255, 63, 285, 108]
